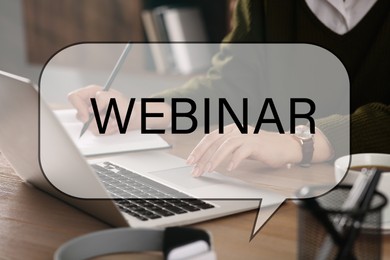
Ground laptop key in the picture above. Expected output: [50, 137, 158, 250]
[127, 212, 148, 221]
[185, 199, 215, 209]
[132, 200, 155, 208]
[147, 205, 174, 216]
[163, 205, 187, 214]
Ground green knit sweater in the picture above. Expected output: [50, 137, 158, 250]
[154, 0, 390, 158]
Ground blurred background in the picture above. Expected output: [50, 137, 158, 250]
[0, 0, 237, 85]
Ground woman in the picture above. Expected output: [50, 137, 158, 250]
[69, 0, 390, 176]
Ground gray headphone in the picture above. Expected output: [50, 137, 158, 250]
[55, 227, 216, 260]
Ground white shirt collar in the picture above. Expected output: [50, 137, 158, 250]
[305, 0, 378, 35]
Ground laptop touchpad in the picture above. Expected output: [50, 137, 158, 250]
[148, 167, 221, 189]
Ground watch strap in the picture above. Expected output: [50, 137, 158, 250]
[300, 138, 314, 167]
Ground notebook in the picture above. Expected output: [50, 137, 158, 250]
[54, 109, 170, 156]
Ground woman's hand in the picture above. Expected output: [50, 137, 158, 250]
[68, 85, 172, 135]
[186, 123, 333, 177]
[68, 85, 141, 135]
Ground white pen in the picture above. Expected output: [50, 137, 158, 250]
[79, 43, 132, 138]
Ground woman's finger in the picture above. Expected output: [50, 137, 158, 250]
[68, 85, 102, 122]
[187, 129, 224, 165]
[188, 125, 236, 165]
[229, 143, 254, 171]
[192, 129, 240, 176]
[207, 136, 245, 172]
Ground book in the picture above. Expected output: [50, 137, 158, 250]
[141, 6, 211, 75]
[54, 109, 170, 156]
[142, 9, 174, 74]
[162, 7, 211, 74]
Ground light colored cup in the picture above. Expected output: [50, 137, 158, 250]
[335, 153, 390, 231]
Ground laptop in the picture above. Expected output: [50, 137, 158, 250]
[0, 70, 283, 228]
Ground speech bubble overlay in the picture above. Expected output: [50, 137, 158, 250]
[39, 43, 349, 239]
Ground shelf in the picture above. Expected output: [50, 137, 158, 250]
[23, 0, 234, 64]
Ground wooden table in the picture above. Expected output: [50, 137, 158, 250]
[1, 132, 389, 259]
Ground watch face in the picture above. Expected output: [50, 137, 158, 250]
[295, 125, 312, 140]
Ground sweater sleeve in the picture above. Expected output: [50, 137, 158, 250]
[153, 0, 390, 158]
[152, 45, 264, 126]
[152, 0, 265, 125]
[316, 102, 390, 159]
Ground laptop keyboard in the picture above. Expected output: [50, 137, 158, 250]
[91, 162, 215, 221]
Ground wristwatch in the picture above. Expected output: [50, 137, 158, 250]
[292, 125, 314, 167]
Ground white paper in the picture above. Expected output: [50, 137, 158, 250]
[54, 109, 170, 156]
